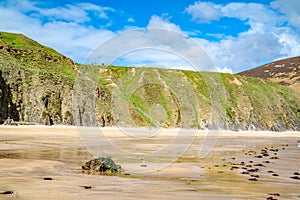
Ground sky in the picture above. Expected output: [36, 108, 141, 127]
[0, 0, 300, 73]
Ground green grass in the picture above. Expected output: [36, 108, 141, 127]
[0, 32, 62, 57]
[0, 32, 77, 84]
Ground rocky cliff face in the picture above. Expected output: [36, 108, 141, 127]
[0, 32, 77, 125]
[79, 66, 300, 131]
[1, 31, 300, 131]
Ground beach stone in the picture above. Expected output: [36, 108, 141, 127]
[248, 178, 258, 181]
[82, 157, 121, 174]
[290, 176, 300, 180]
[80, 185, 92, 189]
[43, 177, 53, 180]
[1, 191, 14, 195]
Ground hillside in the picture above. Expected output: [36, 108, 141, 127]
[0, 32, 77, 125]
[239, 56, 300, 93]
[1, 32, 300, 131]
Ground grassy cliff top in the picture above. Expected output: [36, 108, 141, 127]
[0, 31, 77, 84]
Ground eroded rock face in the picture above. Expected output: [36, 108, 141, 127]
[82, 157, 122, 174]
[0, 70, 19, 124]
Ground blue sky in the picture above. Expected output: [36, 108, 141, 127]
[0, 0, 300, 73]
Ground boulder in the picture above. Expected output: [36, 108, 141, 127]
[82, 157, 121, 174]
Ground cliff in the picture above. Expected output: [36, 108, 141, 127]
[1, 31, 300, 131]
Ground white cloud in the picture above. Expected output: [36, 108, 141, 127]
[185, 1, 222, 23]
[221, 3, 283, 26]
[127, 18, 135, 23]
[197, 32, 284, 72]
[185, 1, 300, 72]
[36, 4, 91, 23]
[147, 15, 182, 32]
[87, 17, 217, 72]
[0, 0, 115, 63]
[271, 0, 300, 30]
[1, 0, 299, 73]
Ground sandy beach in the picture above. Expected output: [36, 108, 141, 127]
[0, 125, 299, 199]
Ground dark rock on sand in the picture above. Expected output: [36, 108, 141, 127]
[248, 178, 258, 181]
[290, 176, 300, 180]
[82, 157, 121, 174]
[267, 193, 280, 196]
[80, 185, 92, 189]
[269, 149, 278, 152]
[247, 168, 259, 172]
[294, 172, 300, 175]
[241, 171, 249, 174]
[254, 163, 265, 167]
[266, 197, 278, 200]
[43, 177, 53, 180]
[1, 191, 14, 195]
[230, 166, 239, 170]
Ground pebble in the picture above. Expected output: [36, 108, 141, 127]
[267, 193, 280, 196]
[248, 178, 258, 181]
[254, 163, 265, 167]
[43, 177, 53, 180]
[266, 197, 278, 200]
[80, 185, 92, 189]
[247, 168, 259, 172]
[1, 191, 13, 195]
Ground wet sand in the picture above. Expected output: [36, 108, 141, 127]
[0, 126, 299, 200]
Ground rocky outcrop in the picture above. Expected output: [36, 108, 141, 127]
[0, 32, 76, 125]
[0, 70, 19, 123]
[82, 157, 122, 174]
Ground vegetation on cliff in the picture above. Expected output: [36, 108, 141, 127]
[0, 32, 77, 125]
[1, 31, 300, 131]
